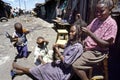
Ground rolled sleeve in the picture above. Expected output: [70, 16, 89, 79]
[102, 24, 117, 43]
[63, 44, 83, 66]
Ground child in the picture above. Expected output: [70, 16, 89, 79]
[34, 36, 53, 65]
[12, 22, 30, 61]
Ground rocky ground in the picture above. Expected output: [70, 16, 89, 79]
[0, 15, 57, 80]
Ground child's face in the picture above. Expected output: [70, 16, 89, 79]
[36, 38, 44, 46]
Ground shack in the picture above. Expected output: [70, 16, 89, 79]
[0, 0, 12, 18]
[34, 0, 98, 23]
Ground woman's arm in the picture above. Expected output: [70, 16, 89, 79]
[54, 43, 65, 49]
[82, 27, 112, 47]
[53, 45, 64, 61]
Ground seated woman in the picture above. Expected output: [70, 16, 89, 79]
[72, 0, 118, 80]
[10, 20, 87, 80]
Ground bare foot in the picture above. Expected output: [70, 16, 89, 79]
[12, 62, 21, 70]
[12, 62, 30, 74]
[13, 69, 24, 75]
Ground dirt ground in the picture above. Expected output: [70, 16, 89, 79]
[0, 15, 57, 80]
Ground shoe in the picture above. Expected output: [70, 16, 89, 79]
[10, 70, 17, 80]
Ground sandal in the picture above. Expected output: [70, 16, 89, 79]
[10, 70, 17, 80]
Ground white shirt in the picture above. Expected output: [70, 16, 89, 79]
[34, 45, 53, 65]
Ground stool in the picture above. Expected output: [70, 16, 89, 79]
[91, 75, 104, 80]
[56, 29, 68, 41]
[56, 29, 68, 45]
[56, 39, 67, 45]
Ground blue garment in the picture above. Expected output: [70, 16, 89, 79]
[16, 45, 28, 58]
[13, 32, 27, 46]
[13, 32, 28, 58]
[30, 43, 83, 80]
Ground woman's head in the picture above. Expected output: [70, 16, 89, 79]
[69, 24, 81, 41]
[69, 20, 87, 44]
[14, 22, 23, 34]
[96, 0, 114, 20]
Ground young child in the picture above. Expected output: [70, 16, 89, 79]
[34, 36, 53, 65]
[12, 22, 30, 61]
